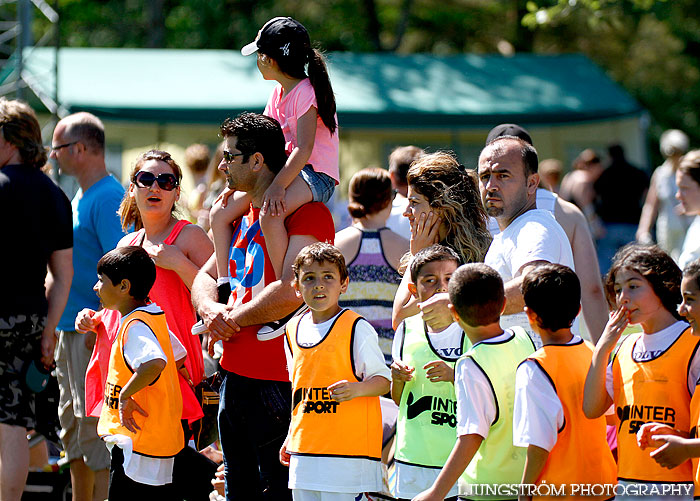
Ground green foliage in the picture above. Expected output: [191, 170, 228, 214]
[23, 0, 700, 153]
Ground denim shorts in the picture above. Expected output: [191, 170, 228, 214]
[300, 165, 336, 204]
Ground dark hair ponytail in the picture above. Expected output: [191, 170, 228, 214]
[307, 47, 337, 135]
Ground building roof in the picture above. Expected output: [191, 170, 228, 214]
[9, 47, 643, 127]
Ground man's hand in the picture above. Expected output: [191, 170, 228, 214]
[40, 328, 57, 369]
[424, 360, 454, 383]
[419, 293, 453, 331]
[119, 396, 148, 433]
[201, 302, 240, 341]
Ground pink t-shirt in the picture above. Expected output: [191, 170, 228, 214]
[264, 78, 339, 182]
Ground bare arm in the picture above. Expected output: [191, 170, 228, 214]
[519, 445, 549, 499]
[503, 262, 547, 316]
[118, 357, 166, 433]
[583, 307, 628, 418]
[227, 234, 312, 326]
[413, 434, 483, 501]
[328, 375, 390, 402]
[554, 199, 608, 342]
[263, 108, 317, 216]
[637, 171, 660, 243]
[191, 254, 240, 340]
[43, 248, 73, 367]
[392, 271, 420, 329]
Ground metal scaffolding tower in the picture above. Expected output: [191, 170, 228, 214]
[0, 0, 63, 120]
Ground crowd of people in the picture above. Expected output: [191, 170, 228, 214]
[4, 14, 700, 501]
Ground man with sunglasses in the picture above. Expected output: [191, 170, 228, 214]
[50, 112, 124, 501]
[0, 98, 73, 501]
[192, 113, 335, 500]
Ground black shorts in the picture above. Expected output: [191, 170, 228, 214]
[0, 313, 45, 428]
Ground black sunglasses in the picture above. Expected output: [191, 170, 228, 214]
[222, 150, 246, 163]
[133, 171, 179, 191]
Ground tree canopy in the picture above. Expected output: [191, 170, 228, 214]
[21, 0, 700, 164]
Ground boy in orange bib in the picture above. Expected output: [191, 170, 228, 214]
[280, 242, 391, 500]
[94, 246, 185, 499]
[514, 263, 616, 500]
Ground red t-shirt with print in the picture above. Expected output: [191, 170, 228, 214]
[220, 202, 335, 380]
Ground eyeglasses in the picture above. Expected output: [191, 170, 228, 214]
[392, 189, 398, 200]
[51, 141, 78, 152]
[133, 171, 180, 191]
[222, 150, 246, 163]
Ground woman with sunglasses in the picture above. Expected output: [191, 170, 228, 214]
[117, 149, 213, 419]
[78, 150, 213, 423]
[335, 168, 409, 363]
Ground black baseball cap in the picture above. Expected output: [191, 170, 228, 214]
[485, 123, 533, 146]
[241, 17, 310, 61]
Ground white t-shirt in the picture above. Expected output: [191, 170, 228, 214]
[391, 319, 463, 499]
[512, 335, 582, 452]
[487, 189, 557, 237]
[486, 208, 575, 348]
[679, 215, 700, 270]
[605, 320, 700, 398]
[391, 320, 465, 362]
[283, 309, 391, 493]
[455, 330, 515, 439]
[386, 195, 411, 240]
[107, 303, 185, 486]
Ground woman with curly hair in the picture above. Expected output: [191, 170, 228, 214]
[391, 151, 492, 328]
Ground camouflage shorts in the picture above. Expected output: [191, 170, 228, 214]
[0, 314, 45, 428]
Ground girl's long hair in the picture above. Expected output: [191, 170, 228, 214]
[406, 151, 492, 264]
[604, 244, 682, 319]
[261, 31, 336, 135]
[118, 150, 183, 232]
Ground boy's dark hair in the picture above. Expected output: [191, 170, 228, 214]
[684, 259, 700, 292]
[604, 244, 682, 319]
[219, 113, 287, 174]
[410, 244, 461, 283]
[521, 263, 580, 331]
[97, 246, 156, 302]
[292, 242, 348, 283]
[448, 263, 504, 327]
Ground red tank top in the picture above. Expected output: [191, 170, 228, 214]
[127, 220, 204, 421]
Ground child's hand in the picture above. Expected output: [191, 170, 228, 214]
[119, 396, 148, 433]
[637, 422, 679, 450]
[650, 435, 692, 469]
[261, 182, 286, 217]
[75, 308, 100, 334]
[279, 435, 291, 467]
[419, 293, 453, 331]
[410, 211, 442, 255]
[424, 360, 454, 383]
[598, 305, 630, 351]
[144, 243, 185, 271]
[391, 360, 415, 382]
[215, 187, 235, 209]
[328, 380, 360, 402]
[211, 463, 225, 496]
